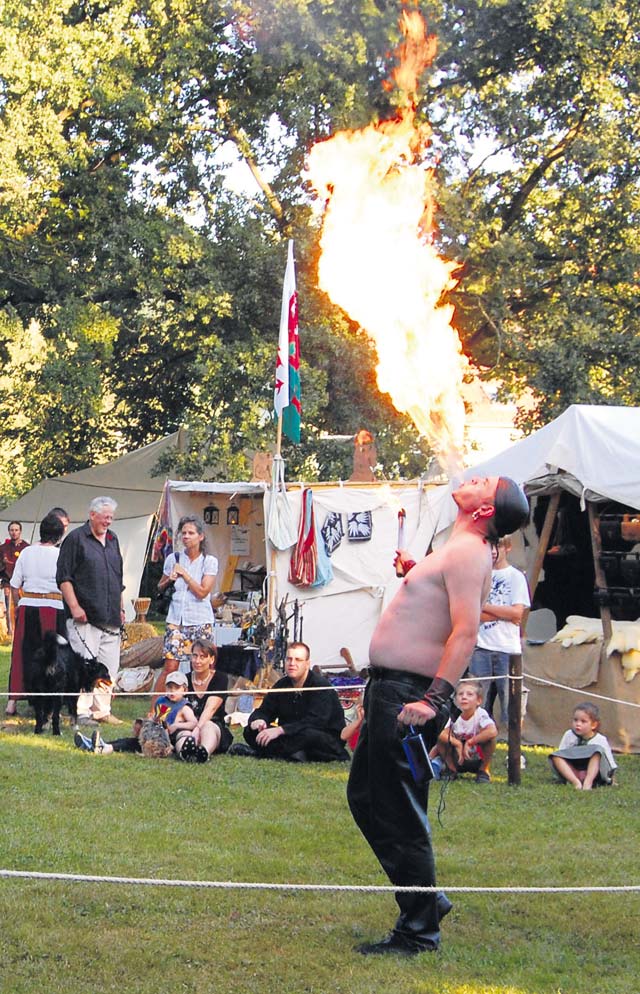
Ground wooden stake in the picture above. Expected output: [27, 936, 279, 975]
[507, 652, 522, 786]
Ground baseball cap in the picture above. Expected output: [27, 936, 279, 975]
[165, 671, 188, 688]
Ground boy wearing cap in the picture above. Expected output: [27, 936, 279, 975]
[75, 670, 199, 760]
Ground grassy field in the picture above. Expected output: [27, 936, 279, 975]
[1, 643, 638, 994]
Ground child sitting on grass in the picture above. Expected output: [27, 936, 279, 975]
[74, 671, 200, 761]
[434, 680, 498, 783]
[549, 702, 617, 789]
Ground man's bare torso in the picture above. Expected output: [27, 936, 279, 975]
[369, 531, 492, 678]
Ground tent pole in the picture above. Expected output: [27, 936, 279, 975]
[28, 479, 49, 544]
[587, 501, 613, 644]
[526, 490, 561, 603]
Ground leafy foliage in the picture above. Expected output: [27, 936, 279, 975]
[0, 0, 638, 498]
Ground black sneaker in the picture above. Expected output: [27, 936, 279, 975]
[228, 742, 257, 758]
[91, 730, 106, 755]
[74, 731, 93, 752]
[179, 736, 198, 762]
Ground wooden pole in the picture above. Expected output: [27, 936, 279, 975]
[507, 652, 522, 786]
[526, 491, 561, 600]
[587, 501, 613, 644]
[521, 490, 561, 637]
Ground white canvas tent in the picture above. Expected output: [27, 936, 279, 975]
[166, 479, 450, 670]
[0, 433, 181, 619]
[451, 405, 640, 752]
[444, 404, 640, 516]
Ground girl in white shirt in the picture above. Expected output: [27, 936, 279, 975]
[549, 702, 617, 789]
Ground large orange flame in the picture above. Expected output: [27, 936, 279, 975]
[307, 8, 467, 472]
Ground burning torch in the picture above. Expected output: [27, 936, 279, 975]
[395, 508, 406, 577]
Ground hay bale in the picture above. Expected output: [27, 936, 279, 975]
[123, 621, 158, 646]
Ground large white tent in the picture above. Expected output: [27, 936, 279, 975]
[0, 433, 180, 619]
[452, 404, 640, 752]
[451, 403, 640, 512]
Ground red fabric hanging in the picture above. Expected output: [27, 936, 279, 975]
[289, 488, 317, 586]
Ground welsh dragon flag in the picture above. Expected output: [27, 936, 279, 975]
[274, 239, 301, 443]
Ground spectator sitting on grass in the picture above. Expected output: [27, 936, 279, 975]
[434, 680, 498, 783]
[74, 671, 200, 761]
[549, 702, 617, 789]
[240, 642, 350, 762]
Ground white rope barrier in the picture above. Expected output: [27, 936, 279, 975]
[522, 672, 640, 709]
[0, 869, 638, 894]
[0, 684, 366, 698]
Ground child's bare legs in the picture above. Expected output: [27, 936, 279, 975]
[551, 755, 583, 789]
[437, 739, 461, 774]
[581, 752, 601, 790]
[479, 737, 497, 774]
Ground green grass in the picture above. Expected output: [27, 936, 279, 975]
[1, 643, 638, 994]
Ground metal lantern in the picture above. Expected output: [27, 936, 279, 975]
[203, 503, 219, 526]
[226, 503, 240, 525]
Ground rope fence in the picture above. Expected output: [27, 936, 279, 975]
[2, 673, 639, 710]
[1, 868, 638, 894]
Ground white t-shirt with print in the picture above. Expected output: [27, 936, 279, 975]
[476, 564, 530, 654]
[445, 706, 496, 758]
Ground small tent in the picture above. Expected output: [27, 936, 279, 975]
[452, 405, 640, 751]
[0, 433, 181, 619]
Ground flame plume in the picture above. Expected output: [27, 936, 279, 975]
[307, 8, 467, 472]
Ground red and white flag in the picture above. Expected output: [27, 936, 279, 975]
[274, 240, 301, 442]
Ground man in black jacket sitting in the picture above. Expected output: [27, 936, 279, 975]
[242, 642, 349, 762]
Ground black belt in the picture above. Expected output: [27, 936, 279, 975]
[368, 666, 433, 691]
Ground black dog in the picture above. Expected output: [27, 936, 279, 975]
[26, 630, 112, 735]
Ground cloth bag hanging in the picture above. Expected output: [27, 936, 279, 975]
[289, 488, 318, 586]
[267, 456, 298, 551]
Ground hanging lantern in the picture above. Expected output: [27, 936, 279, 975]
[203, 503, 219, 526]
[227, 503, 240, 526]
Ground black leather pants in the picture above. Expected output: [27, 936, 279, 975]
[347, 668, 441, 946]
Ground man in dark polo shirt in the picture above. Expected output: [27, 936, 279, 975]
[56, 496, 125, 726]
[241, 641, 349, 762]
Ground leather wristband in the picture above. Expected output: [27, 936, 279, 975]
[423, 676, 455, 713]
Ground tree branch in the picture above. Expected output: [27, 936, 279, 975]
[500, 109, 589, 232]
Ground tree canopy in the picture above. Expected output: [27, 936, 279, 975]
[0, 0, 638, 499]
